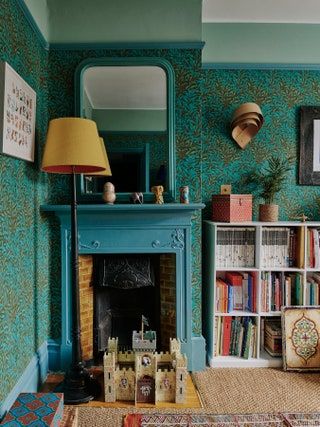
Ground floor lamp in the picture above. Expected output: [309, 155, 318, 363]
[42, 118, 111, 404]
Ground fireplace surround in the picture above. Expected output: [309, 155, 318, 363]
[42, 203, 205, 371]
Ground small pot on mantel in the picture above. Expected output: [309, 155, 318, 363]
[259, 204, 279, 222]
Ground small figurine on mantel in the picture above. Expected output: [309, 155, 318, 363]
[151, 185, 164, 204]
[130, 192, 144, 204]
[102, 181, 116, 204]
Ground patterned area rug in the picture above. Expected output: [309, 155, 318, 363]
[123, 412, 320, 427]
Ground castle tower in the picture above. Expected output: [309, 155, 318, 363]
[107, 337, 119, 363]
[175, 354, 187, 404]
[170, 338, 181, 355]
[103, 351, 116, 402]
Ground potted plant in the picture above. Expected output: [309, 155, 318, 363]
[244, 156, 294, 222]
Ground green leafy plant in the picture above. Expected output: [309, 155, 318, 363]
[243, 156, 294, 205]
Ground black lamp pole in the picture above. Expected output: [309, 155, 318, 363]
[57, 170, 100, 404]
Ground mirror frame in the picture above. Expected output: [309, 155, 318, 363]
[74, 57, 176, 203]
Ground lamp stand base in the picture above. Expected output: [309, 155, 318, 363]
[56, 363, 101, 404]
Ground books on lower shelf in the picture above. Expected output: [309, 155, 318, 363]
[216, 271, 257, 313]
[215, 316, 257, 359]
[263, 318, 282, 357]
[260, 271, 303, 311]
[216, 227, 255, 268]
[306, 273, 320, 305]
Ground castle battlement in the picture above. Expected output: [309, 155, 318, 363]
[103, 330, 187, 405]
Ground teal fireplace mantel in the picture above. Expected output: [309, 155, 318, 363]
[41, 203, 206, 371]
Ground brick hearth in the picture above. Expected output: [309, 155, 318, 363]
[78, 253, 176, 362]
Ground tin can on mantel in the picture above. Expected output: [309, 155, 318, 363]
[179, 186, 189, 204]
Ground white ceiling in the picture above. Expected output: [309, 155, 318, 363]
[202, 0, 320, 23]
[83, 66, 167, 110]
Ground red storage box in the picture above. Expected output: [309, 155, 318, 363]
[212, 194, 252, 222]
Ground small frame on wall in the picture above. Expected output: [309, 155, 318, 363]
[282, 306, 320, 371]
[299, 106, 320, 185]
[0, 62, 36, 162]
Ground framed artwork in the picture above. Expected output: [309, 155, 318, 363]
[299, 106, 320, 185]
[282, 306, 320, 371]
[0, 62, 36, 162]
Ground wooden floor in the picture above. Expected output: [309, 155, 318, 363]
[43, 368, 202, 409]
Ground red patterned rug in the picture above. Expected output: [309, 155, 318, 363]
[123, 412, 320, 427]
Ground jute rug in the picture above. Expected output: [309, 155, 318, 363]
[192, 368, 320, 414]
[73, 368, 320, 426]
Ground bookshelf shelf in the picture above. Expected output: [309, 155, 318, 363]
[216, 267, 259, 272]
[203, 220, 320, 368]
[216, 311, 259, 317]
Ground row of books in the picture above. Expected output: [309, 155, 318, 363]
[216, 272, 256, 313]
[216, 227, 255, 268]
[260, 272, 303, 312]
[215, 316, 257, 359]
[261, 227, 304, 268]
[306, 273, 320, 305]
[307, 228, 320, 268]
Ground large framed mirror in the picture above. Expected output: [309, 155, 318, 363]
[75, 57, 176, 202]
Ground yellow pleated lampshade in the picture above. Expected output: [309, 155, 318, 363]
[42, 117, 107, 174]
[86, 138, 112, 176]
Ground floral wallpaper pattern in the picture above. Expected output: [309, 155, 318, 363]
[4, 0, 320, 405]
[48, 48, 203, 336]
[0, 0, 49, 406]
[201, 69, 320, 221]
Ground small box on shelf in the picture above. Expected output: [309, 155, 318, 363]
[212, 194, 252, 223]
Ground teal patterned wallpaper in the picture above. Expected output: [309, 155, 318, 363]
[201, 69, 320, 221]
[0, 0, 49, 407]
[48, 48, 203, 336]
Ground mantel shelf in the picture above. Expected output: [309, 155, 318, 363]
[41, 203, 205, 214]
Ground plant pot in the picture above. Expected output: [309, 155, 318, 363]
[259, 204, 279, 222]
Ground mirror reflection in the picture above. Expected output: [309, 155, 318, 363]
[81, 65, 168, 194]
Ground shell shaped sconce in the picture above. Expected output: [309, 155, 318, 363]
[231, 102, 264, 149]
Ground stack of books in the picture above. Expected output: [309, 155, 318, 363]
[261, 227, 303, 268]
[260, 271, 303, 311]
[216, 272, 256, 313]
[306, 273, 320, 305]
[216, 227, 255, 268]
[215, 316, 257, 359]
[263, 319, 282, 357]
[307, 228, 320, 268]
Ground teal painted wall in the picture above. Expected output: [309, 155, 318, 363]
[202, 23, 320, 65]
[45, 0, 202, 44]
[23, 0, 49, 41]
[0, 0, 50, 407]
[201, 69, 320, 220]
[92, 109, 166, 132]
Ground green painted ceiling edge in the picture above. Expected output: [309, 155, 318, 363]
[202, 23, 320, 68]
[17, 0, 204, 50]
[16, 0, 320, 69]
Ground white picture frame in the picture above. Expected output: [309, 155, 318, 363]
[0, 62, 36, 162]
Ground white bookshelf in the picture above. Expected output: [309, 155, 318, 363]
[203, 220, 320, 368]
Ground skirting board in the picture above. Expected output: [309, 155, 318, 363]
[0, 340, 49, 420]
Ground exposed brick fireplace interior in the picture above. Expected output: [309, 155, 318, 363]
[79, 253, 176, 363]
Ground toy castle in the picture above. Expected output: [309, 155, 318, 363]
[103, 329, 187, 404]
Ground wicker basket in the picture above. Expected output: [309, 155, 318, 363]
[259, 204, 279, 222]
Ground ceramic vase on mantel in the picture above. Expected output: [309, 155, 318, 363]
[259, 204, 279, 222]
[102, 182, 116, 204]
